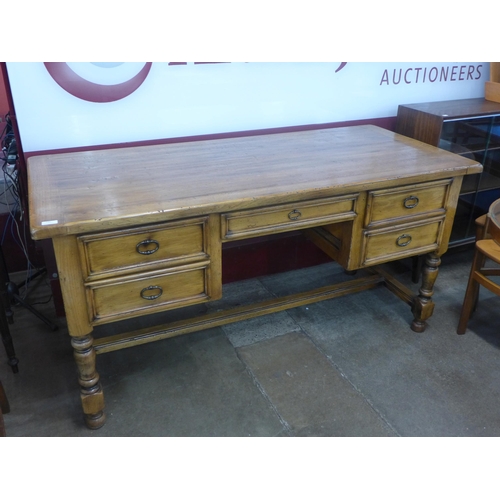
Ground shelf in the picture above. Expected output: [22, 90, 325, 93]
[441, 118, 500, 153]
[460, 171, 500, 196]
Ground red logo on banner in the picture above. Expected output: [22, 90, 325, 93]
[44, 62, 152, 103]
[44, 62, 347, 103]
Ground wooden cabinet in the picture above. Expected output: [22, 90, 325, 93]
[359, 178, 459, 267]
[312, 177, 461, 268]
[396, 98, 500, 245]
[78, 215, 222, 324]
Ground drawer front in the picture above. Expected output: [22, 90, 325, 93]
[221, 195, 357, 240]
[87, 265, 209, 323]
[361, 218, 444, 267]
[79, 218, 208, 278]
[365, 180, 451, 227]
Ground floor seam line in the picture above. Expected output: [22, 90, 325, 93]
[233, 348, 293, 436]
[299, 326, 402, 437]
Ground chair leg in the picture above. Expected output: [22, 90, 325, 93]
[457, 246, 483, 334]
[471, 249, 487, 313]
[0, 408, 5, 437]
[0, 381, 9, 437]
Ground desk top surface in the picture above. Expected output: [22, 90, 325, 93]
[27, 125, 482, 239]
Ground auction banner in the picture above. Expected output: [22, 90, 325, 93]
[6, 62, 488, 153]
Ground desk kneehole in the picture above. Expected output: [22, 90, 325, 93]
[360, 216, 445, 267]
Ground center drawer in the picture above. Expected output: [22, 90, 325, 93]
[78, 217, 209, 279]
[221, 195, 358, 240]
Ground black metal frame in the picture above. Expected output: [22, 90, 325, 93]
[0, 244, 58, 374]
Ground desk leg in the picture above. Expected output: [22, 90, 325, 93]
[411, 252, 440, 333]
[71, 334, 105, 429]
[53, 236, 106, 429]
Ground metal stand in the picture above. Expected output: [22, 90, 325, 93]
[0, 244, 58, 373]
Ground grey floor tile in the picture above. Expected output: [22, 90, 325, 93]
[3, 247, 500, 437]
[92, 329, 285, 436]
[221, 313, 301, 349]
[206, 276, 302, 348]
[285, 265, 500, 436]
[259, 261, 369, 297]
[206, 278, 275, 310]
[2, 301, 285, 436]
[237, 331, 397, 436]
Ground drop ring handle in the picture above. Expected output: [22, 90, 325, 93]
[140, 285, 163, 300]
[396, 234, 412, 247]
[403, 196, 419, 209]
[288, 209, 302, 221]
[136, 239, 160, 255]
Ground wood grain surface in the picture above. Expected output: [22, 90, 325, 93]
[27, 125, 481, 239]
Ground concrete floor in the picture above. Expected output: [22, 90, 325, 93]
[2, 245, 500, 437]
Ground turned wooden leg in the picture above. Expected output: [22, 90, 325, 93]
[53, 236, 106, 429]
[71, 335, 105, 429]
[411, 252, 441, 333]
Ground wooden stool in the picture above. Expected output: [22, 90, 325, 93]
[457, 202, 500, 334]
[0, 380, 10, 437]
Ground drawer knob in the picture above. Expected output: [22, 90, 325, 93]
[396, 234, 412, 247]
[288, 209, 302, 220]
[403, 196, 419, 209]
[136, 239, 160, 255]
[140, 285, 163, 300]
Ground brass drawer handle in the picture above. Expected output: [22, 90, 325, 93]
[288, 209, 302, 220]
[396, 234, 412, 247]
[140, 285, 163, 300]
[136, 239, 160, 255]
[403, 196, 419, 209]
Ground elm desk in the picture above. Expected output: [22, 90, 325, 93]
[27, 125, 482, 429]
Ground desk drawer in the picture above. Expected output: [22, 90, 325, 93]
[87, 264, 209, 323]
[361, 218, 444, 266]
[221, 195, 357, 240]
[365, 179, 451, 227]
[79, 218, 209, 279]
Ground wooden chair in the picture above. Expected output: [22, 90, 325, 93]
[0, 380, 10, 437]
[457, 200, 500, 334]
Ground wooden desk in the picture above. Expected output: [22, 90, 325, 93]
[27, 125, 482, 429]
